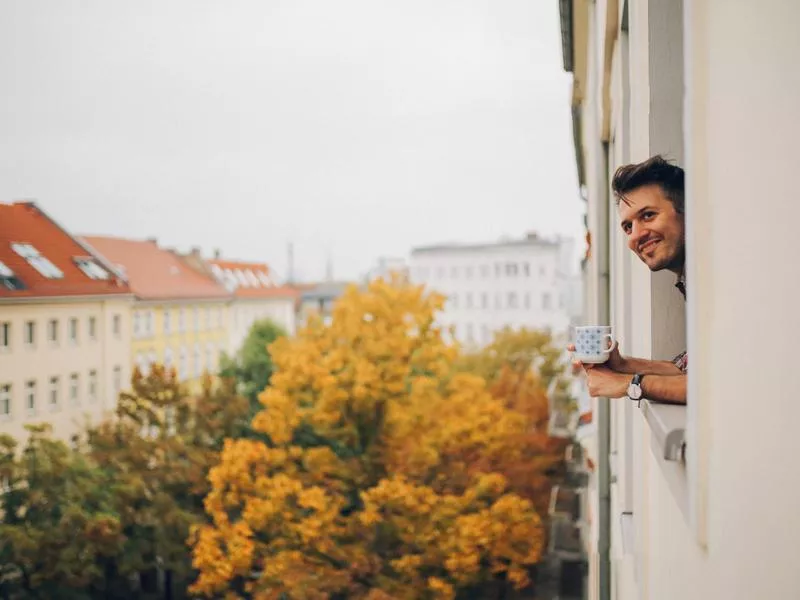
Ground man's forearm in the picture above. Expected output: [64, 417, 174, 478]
[620, 356, 682, 376]
[641, 374, 686, 404]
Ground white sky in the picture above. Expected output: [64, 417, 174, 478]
[0, 0, 583, 281]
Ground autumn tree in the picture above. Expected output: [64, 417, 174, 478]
[191, 279, 547, 599]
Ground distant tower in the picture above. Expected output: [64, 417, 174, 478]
[287, 242, 295, 285]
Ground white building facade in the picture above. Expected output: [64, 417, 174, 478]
[560, 1, 800, 599]
[409, 235, 579, 347]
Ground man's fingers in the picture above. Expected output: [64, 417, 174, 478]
[567, 343, 576, 352]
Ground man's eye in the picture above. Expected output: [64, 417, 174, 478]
[643, 211, 656, 220]
[622, 224, 632, 234]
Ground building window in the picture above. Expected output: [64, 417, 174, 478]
[11, 243, 63, 279]
[179, 308, 186, 333]
[194, 343, 202, 377]
[0, 322, 9, 350]
[88, 316, 97, 340]
[495, 263, 502, 278]
[24, 321, 35, 346]
[495, 293, 502, 310]
[466, 293, 473, 309]
[482, 325, 490, 345]
[507, 292, 518, 309]
[69, 373, 80, 406]
[112, 366, 122, 399]
[88, 370, 97, 403]
[49, 376, 59, 411]
[164, 310, 171, 334]
[204, 307, 210, 330]
[217, 307, 223, 328]
[206, 343, 214, 373]
[524, 293, 531, 309]
[69, 318, 78, 344]
[450, 266, 458, 279]
[179, 346, 188, 380]
[506, 263, 518, 276]
[112, 314, 121, 338]
[148, 350, 157, 369]
[523, 263, 531, 277]
[25, 380, 36, 416]
[466, 323, 474, 343]
[0, 384, 11, 420]
[539, 265, 546, 277]
[145, 311, 153, 336]
[465, 266, 474, 279]
[133, 311, 141, 337]
[480, 265, 490, 278]
[542, 293, 552, 310]
[482, 293, 488, 309]
[165, 348, 174, 370]
[193, 307, 199, 332]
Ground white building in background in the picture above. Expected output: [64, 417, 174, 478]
[559, 1, 800, 599]
[409, 234, 579, 347]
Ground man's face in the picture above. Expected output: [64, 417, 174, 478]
[618, 184, 685, 273]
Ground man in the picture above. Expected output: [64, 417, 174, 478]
[572, 155, 687, 404]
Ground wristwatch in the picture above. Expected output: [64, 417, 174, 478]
[627, 373, 645, 402]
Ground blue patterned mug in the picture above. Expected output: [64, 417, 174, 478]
[573, 325, 614, 364]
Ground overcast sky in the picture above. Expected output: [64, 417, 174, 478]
[0, 0, 582, 281]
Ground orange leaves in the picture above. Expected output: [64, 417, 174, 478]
[191, 279, 552, 598]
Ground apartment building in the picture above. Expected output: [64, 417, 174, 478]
[0, 202, 133, 443]
[81, 237, 231, 382]
[180, 252, 298, 353]
[409, 234, 580, 347]
[559, 1, 800, 599]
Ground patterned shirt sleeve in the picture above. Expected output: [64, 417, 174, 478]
[672, 351, 688, 373]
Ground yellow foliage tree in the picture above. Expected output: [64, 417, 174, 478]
[190, 279, 546, 599]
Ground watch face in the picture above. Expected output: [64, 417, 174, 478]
[628, 383, 643, 400]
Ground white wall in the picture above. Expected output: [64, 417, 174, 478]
[576, 0, 800, 599]
[229, 298, 296, 355]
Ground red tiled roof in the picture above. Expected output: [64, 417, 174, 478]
[82, 236, 230, 301]
[207, 258, 298, 300]
[0, 202, 131, 299]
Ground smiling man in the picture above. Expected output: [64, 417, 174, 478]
[575, 155, 687, 405]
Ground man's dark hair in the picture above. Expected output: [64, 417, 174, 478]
[612, 155, 685, 214]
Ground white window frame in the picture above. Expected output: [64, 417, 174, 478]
[49, 376, 59, 411]
[88, 316, 97, 340]
[25, 380, 36, 416]
[0, 384, 11, 421]
[24, 320, 35, 347]
[48, 319, 58, 344]
[69, 318, 79, 345]
[112, 314, 121, 338]
[69, 373, 80, 406]
[0, 321, 10, 350]
[88, 370, 97, 403]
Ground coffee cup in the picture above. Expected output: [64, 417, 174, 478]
[573, 325, 614, 364]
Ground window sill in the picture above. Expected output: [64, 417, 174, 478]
[640, 399, 686, 462]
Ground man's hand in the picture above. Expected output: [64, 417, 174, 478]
[584, 366, 631, 399]
[567, 342, 628, 373]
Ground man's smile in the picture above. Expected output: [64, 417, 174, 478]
[638, 239, 660, 254]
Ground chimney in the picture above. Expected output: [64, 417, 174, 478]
[146, 237, 158, 245]
[190, 246, 202, 258]
[213, 248, 221, 259]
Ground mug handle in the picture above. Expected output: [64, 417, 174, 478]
[602, 334, 615, 354]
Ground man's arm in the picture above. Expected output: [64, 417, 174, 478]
[584, 367, 686, 405]
[618, 356, 683, 376]
[640, 373, 686, 404]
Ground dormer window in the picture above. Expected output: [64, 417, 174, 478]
[0, 260, 25, 290]
[10, 243, 63, 279]
[74, 257, 110, 280]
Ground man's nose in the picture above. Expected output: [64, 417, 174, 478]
[629, 222, 648, 250]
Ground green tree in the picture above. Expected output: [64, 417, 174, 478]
[220, 318, 287, 417]
[87, 366, 250, 598]
[0, 425, 125, 599]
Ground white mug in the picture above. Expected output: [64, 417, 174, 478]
[573, 325, 614, 364]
